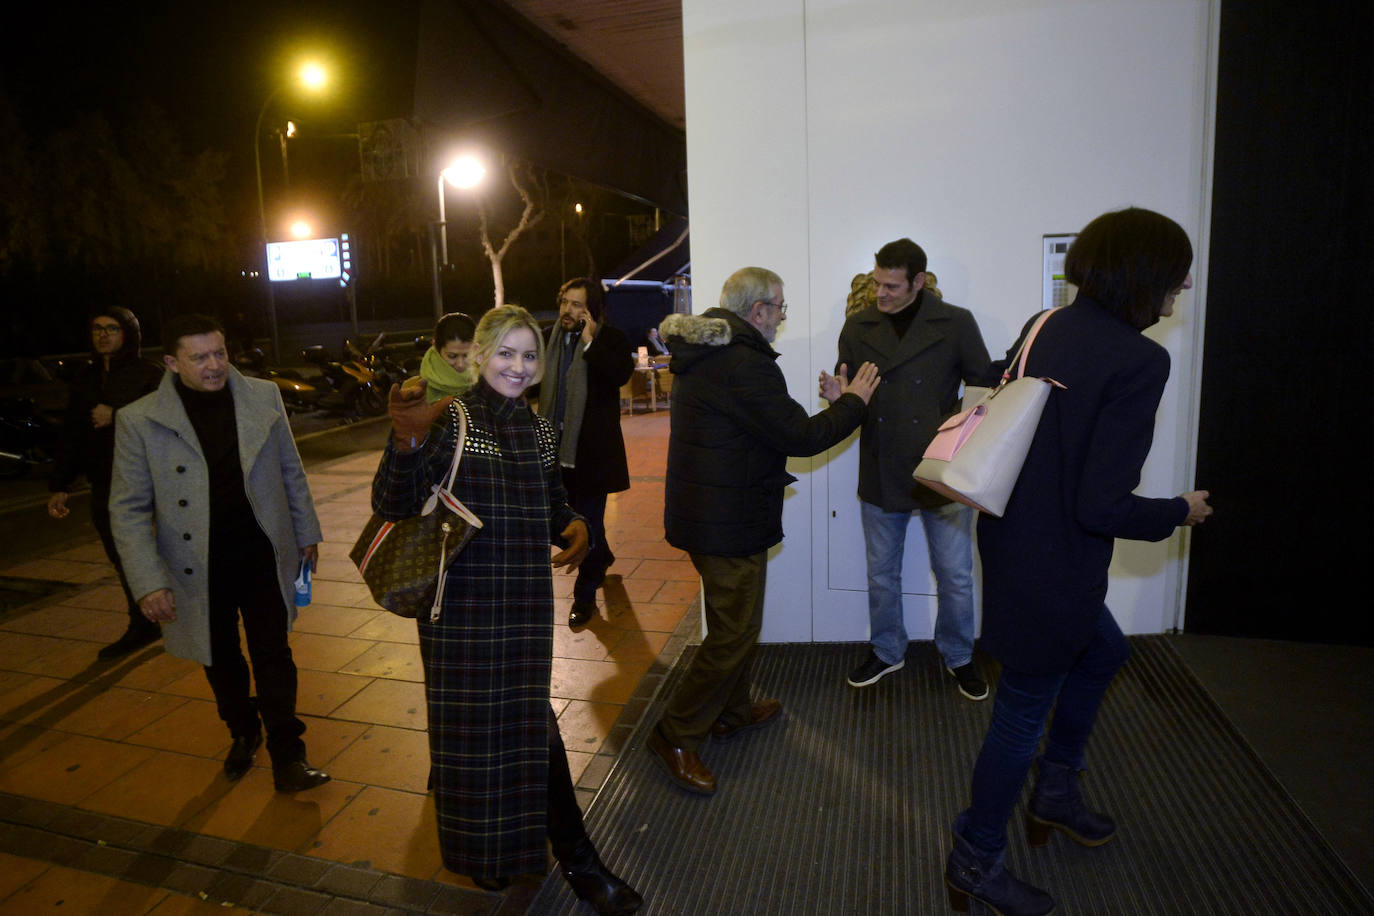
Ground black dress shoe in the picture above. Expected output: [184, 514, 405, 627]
[569, 600, 598, 628]
[471, 875, 511, 891]
[97, 625, 161, 660]
[223, 732, 262, 781]
[561, 838, 643, 916]
[273, 759, 331, 792]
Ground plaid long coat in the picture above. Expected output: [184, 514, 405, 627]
[371, 382, 580, 876]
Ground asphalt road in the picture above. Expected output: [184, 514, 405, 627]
[0, 414, 392, 570]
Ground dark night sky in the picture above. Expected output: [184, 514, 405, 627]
[4, 1, 421, 185]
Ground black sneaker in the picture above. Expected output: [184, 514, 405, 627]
[847, 651, 904, 687]
[946, 662, 989, 701]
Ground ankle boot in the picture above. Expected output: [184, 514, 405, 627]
[1027, 757, 1116, 847]
[560, 837, 643, 916]
[946, 816, 1054, 916]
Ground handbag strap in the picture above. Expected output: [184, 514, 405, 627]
[438, 400, 469, 492]
[1002, 307, 1062, 384]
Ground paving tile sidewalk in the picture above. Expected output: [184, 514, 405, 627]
[0, 410, 696, 914]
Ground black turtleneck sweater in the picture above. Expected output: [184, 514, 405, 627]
[173, 379, 267, 553]
[886, 289, 925, 339]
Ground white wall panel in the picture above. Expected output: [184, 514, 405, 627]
[682, 0, 1217, 643]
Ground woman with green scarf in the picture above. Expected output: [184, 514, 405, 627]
[408, 312, 478, 401]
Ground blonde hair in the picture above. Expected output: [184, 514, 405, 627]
[923, 270, 942, 298]
[473, 305, 546, 385]
[845, 272, 876, 316]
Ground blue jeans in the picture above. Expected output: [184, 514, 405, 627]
[860, 500, 976, 668]
[959, 606, 1130, 854]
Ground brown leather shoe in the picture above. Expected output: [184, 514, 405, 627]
[710, 697, 783, 742]
[646, 727, 716, 795]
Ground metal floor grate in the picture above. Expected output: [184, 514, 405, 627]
[531, 637, 1372, 915]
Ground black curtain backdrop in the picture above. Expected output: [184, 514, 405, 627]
[1186, 0, 1373, 644]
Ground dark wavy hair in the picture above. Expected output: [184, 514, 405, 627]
[558, 277, 606, 323]
[1065, 208, 1193, 330]
[874, 238, 927, 284]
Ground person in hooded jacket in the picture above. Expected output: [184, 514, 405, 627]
[646, 267, 880, 796]
[47, 307, 165, 659]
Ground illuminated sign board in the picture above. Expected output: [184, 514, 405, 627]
[266, 237, 342, 282]
[340, 233, 352, 287]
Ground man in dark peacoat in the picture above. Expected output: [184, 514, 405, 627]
[836, 238, 993, 699]
[536, 278, 635, 628]
[648, 266, 879, 796]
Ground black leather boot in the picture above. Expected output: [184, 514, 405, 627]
[946, 815, 1054, 916]
[1027, 757, 1116, 847]
[560, 837, 642, 916]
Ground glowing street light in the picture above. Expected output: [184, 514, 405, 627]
[442, 155, 486, 190]
[300, 62, 327, 91]
[432, 153, 488, 317]
[255, 60, 329, 361]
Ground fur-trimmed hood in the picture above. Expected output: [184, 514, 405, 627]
[660, 311, 731, 346]
[659, 307, 774, 375]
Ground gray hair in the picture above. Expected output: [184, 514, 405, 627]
[719, 267, 783, 318]
[473, 304, 546, 385]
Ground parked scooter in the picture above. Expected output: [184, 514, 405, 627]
[233, 349, 327, 415]
[300, 345, 386, 416]
[343, 333, 405, 395]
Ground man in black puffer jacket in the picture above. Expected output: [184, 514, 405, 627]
[646, 266, 879, 796]
[48, 307, 165, 659]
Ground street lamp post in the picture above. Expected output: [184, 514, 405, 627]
[254, 89, 283, 363]
[431, 155, 487, 319]
[254, 63, 327, 363]
[433, 171, 449, 320]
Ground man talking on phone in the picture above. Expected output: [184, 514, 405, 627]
[536, 278, 636, 628]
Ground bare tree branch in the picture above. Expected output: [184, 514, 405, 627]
[473, 155, 546, 308]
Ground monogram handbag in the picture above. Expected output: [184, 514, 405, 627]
[913, 308, 1065, 518]
[350, 401, 483, 621]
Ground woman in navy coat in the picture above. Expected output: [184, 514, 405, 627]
[945, 209, 1213, 916]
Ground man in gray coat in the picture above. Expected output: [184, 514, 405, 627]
[111, 314, 329, 791]
[837, 239, 993, 700]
